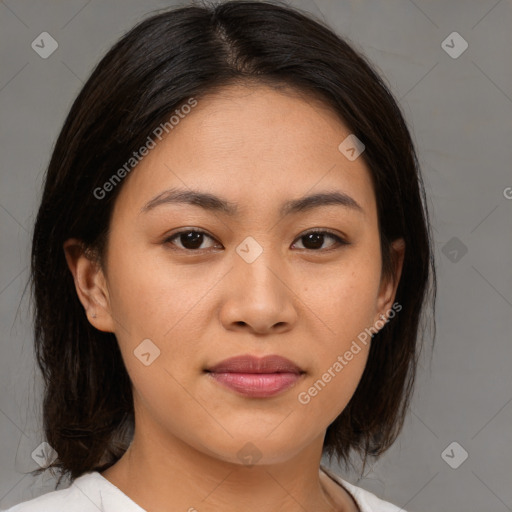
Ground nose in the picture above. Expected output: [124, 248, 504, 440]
[219, 247, 298, 335]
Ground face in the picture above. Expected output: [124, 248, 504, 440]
[66, 84, 404, 466]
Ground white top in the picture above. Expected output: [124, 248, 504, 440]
[1, 469, 406, 512]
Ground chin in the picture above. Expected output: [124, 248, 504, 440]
[193, 429, 314, 467]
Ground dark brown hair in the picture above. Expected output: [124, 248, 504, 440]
[30, 0, 436, 485]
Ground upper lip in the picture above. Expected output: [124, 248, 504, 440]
[206, 355, 304, 374]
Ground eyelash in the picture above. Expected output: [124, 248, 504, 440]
[163, 228, 349, 253]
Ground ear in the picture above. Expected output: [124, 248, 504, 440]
[374, 238, 405, 325]
[63, 238, 115, 333]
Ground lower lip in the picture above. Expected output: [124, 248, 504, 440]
[207, 372, 303, 398]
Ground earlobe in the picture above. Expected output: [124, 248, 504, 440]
[375, 238, 405, 325]
[62, 238, 115, 333]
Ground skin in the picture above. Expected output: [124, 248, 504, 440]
[64, 83, 405, 512]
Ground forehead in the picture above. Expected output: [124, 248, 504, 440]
[112, 84, 377, 223]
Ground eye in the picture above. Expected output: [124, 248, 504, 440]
[164, 229, 221, 251]
[163, 228, 349, 253]
[292, 229, 348, 251]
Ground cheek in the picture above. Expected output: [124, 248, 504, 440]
[303, 252, 382, 342]
[296, 344, 369, 413]
[295, 278, 373, 424]
[105, 241, 206, 340]
[104, 243, 217, 390]
[293, 255, 380, 420]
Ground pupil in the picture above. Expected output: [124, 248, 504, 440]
[178, 232, 326, 250]
[182, 232, 203, 249]
[304, 233, 323, 249]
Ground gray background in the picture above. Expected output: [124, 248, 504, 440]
[1, 0, 511, 510]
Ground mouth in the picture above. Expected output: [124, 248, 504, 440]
[205, 354, 306, 398]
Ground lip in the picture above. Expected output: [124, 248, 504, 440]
[207, 354, 303, 374]
[205, 355, 305, 398]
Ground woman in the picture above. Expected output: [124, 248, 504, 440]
[3, 1, 436, 510]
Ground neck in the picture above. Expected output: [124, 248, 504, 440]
[100, 415, 354, 512]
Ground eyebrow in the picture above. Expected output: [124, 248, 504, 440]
[140, 187, 364, 218]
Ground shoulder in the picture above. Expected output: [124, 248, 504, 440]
[0, 472, 106, 512]
[321, 466, 407, 512]
[340, 479, 407, 512]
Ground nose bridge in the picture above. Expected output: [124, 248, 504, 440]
[219, 234, 297, 332]
[235, 234, 287, 301]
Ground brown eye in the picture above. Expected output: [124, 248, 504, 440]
[165, 230, 219, 251]
[292, 230, 348, 251]
[164, 228, 348, 253]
